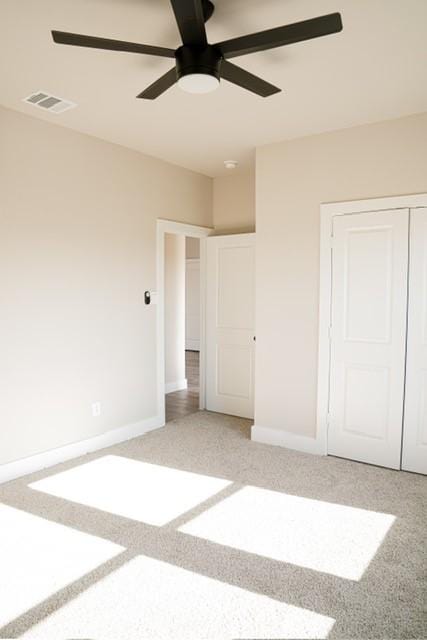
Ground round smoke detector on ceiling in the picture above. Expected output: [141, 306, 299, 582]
[224, 160, 238, 170]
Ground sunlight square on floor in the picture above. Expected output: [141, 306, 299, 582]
[22, 555, 335, 639]
[179, 486, 396, 580]
[29, 455, 231, 526]
[0, 504, 123, 628]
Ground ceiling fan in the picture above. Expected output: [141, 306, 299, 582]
[52, 0, 343, 99]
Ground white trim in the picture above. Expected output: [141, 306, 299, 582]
[316, 192, 427, 458]
[199, 236, 208, 410]
[251, 425, 324, 455]
[320, 193, 427, 217]
[157, 219, 213, 424]
[165, 379, 188, 394]
[0, 414, 163, 485]
[186, 340, 200, 351]
[158, 219, 212, 238]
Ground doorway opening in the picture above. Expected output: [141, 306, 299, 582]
[157, 221, 256, 426]
[156, 219, 212, 427]
[164, 234, 201, 422]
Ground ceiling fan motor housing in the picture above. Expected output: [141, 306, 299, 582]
[175, 45, 222, 83]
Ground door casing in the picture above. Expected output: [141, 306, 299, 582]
[401, 207, 427, 474]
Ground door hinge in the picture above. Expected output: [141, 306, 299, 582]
[328, 325, 332, 340]
[326, 412, 330, 426]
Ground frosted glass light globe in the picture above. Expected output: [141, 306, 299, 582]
[178, 73, 219, 94]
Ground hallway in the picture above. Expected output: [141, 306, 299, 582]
[165, 351, 199, 422]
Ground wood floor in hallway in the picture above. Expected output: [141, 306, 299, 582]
[165, 350, 199, 422]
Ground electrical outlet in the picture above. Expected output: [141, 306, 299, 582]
[92, 402, 101, 417]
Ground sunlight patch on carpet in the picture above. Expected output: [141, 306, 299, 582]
[29, 455, 231, 525]
[22, 555, 335, 639]
[179, 486, 395, 580]
[0, 504, 123, 628]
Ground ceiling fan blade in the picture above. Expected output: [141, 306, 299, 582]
[169, 0, 207, 47]
[137, 68, 177, 99]
[52, 31, 176, 58]
[220, 60, 281, 97]
[215, 12, 342, 59]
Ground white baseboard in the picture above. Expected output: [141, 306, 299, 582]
[0, 414, 164, 485]
[186, 340, 200, 351]
[251, 424, 324, 456]
[165, 379, 188, 394]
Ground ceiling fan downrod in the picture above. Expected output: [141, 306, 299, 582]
[202, 0, 215, 22]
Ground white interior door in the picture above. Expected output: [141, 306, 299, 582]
[185, 259, 200, 351]
[402, 208, 427, 474]
[206, 234, 255, 419]
[328, 209, 409, 469]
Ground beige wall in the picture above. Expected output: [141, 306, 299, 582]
[185, 236, 200, 259]
[213, 168, 255, 234]
[165, 233, 186, 388]
[0, 106, 212, 465]
[4, 102, 426, 465]
[255, 112, 427, 439]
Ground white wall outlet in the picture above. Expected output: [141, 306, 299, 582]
[91, 402, 101, 417]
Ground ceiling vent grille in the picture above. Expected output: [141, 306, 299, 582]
[23, 91, 77, 114]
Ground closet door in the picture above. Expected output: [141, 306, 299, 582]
[328, 209, 409, 469]
[402, 208, 427, 474]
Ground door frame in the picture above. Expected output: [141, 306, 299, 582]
[157, 219, 213, 425]
[316, 193, 427, 456]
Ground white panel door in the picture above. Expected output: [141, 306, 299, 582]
[206, 234, 255, 419]
[402, 208, 427, 474]
[328, 209, 409, 469]
[185, 259, 200, 351]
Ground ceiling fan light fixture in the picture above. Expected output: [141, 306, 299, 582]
[51, 4, 343, 101]
[178, 73, 219, 94]
[176, 45, 221, 94]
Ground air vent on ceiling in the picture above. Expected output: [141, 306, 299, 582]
[23, 91, 77, 114]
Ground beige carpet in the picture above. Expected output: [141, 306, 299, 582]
[0, 411, 426, 639]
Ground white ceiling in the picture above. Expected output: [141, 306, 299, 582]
[1, 0, 426, 176]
